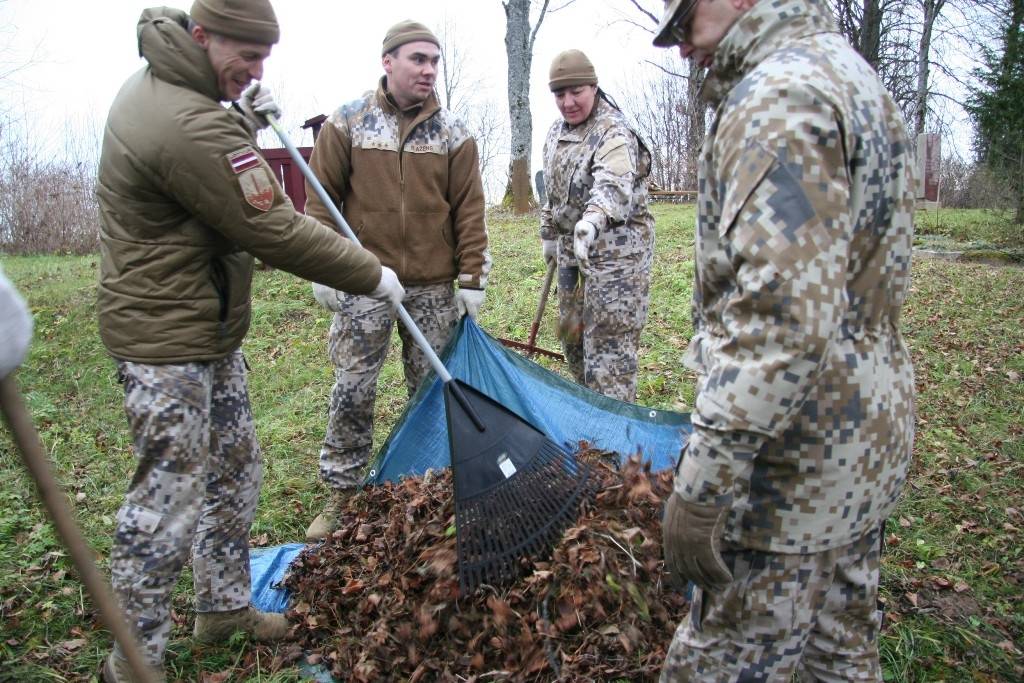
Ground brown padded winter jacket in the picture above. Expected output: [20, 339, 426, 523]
[304, 79, 489, 290]
[97, 8, 381, 363]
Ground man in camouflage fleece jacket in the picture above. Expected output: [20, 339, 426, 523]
[652, 0, 916, 679]
[303, 20, 490, 541]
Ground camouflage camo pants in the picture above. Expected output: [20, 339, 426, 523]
[661, 526, 883, 682]
[556, 226, 652, 403]
[109, 351, 261, 666]
[320, 282, 460, 489]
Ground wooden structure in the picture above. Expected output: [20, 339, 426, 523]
[260, 114, 327, 213]
[648, 189, 698, 203]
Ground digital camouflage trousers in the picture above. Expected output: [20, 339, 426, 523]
[319, 282, 460, 489]
[661, 525, 884, 682]
[110, 350, 261, 666]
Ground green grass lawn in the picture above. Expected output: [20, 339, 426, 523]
[0, 204, 1021, 681]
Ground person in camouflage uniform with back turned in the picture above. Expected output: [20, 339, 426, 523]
[96, 1, 405, 680]
[540, 49, 655, 403]
[303, 20, 490, 541]
[651, 0, 915, 679]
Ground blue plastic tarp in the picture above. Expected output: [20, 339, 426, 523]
[364, 317, 691, 484]
[250, 543, 305, 613]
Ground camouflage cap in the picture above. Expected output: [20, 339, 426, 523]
[652, 0, 700, 47]
[548, 49, 597, 91]
[381, 20, 439, 55]
[190, 0, 280, 45]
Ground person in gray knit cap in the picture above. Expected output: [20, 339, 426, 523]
[98, 1, 403, 680]
[303, 19, 490, 541]
[540, 49, 655, 403]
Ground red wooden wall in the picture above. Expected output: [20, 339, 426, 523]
[262, 147, 313, 213]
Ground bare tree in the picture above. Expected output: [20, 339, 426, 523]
[466, 99, 509, 203]
[616, 0, 707, 192]
[435, 16, 509, 204]
[502, 0, 551, 213]
[618, 57, 706, 192]
[436, 14, 483, 118]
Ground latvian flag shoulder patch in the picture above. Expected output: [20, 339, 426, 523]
[227, 146, 261, 174]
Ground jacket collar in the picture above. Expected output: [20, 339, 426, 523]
[703, 0, 837, 104]
[137, 7, 221, 103]
[376, 76, 440, 119]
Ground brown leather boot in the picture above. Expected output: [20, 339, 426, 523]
[193, 605, 290, 644]
[101, 651, 165, 683]
[304, 488, 354, 541]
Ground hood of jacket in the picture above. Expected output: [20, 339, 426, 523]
[702, 0, 838, 104]
[137, 6, 221, 103]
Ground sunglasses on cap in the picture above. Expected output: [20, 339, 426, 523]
[653, 0, 701, 47]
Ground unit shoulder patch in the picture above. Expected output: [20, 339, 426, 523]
[238, 167, 274, 212]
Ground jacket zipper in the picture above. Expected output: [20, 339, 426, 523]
[397, 111, 430, 280]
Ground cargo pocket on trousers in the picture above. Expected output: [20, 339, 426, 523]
[114, 503, 163, 546]
[680, 586, 722, 649]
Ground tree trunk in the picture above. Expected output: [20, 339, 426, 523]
[684, 61, 706, 191]
[914, 0, 944, 138]
[859, 0, 883, 70]
[503, 0, 547, 213]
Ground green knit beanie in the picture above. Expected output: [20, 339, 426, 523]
[381, 20, 439, 55]
[548, 49, 598, 91]
[190, 0, 280, 45]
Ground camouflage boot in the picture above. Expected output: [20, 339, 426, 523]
[304, 488, 353, 541]
[193, 605, 290, 644]
[101, 651, 166, 683]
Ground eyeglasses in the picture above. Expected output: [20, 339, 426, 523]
[665, 1, 699, 45]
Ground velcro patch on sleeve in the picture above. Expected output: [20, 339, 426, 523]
[596, 138, 633, 175]
[227, 146, 261, 174]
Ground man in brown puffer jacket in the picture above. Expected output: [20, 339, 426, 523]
[96, 2, 404, 680]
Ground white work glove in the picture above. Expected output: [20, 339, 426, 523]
[366, 266, 406, 307]
[573, 220, 596, 267]
[238, 82, 281, 130]
[454, 288, 485, 319]
[542, 239, 558, 266]
[311, 282, 343, 312]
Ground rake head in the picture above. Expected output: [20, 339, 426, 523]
[443, 380, 594, 593]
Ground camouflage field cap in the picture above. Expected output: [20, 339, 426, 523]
[652, 0, 700, 47]
[548, 49, 597, 91]
[190, 0, 280, 44]
[381, 20, 439, 55]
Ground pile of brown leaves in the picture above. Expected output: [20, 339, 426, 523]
[280, 451, 688, 682]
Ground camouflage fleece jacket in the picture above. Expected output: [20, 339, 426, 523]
[539, 97, 654, 243]
[305, 78, 490, 290]
[677, 0, 916, 553]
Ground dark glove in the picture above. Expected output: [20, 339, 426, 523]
[662, 491, 733, 593]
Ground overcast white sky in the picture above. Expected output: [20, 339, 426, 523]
[0, 0, 672, 199]
[1, 0, 975, 201]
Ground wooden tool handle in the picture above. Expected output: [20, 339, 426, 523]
[526, 262, 556, 354]
[0, 375, 160, 683]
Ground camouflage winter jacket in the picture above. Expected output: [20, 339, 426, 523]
[539, 98, 654, 252]
[675, 0, 916, 553]
[305, 79, 490, 290]
[97, 7, 380, 363]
